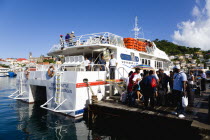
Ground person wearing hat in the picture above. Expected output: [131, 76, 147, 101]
[172, 65, 187, 118]
[69, 31, 75, 46]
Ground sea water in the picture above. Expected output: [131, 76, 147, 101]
[0, 77, 94, 140]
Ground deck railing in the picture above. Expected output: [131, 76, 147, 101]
[49, 32, 125, 53]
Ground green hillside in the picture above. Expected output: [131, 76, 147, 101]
[153, 39, 210, 59]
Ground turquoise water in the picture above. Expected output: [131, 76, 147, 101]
[0, 77, 93, 140]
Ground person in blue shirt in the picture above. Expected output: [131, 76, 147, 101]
[98, 55, 106, 71]
[65, 33, 70, 47]
[142, 70, 158, 109]
[172, 65, 187, 118]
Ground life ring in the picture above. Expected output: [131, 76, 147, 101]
[47, 66, 55, 77]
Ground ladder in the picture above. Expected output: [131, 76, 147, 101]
[55, 72, 63, 104]
[41, 71, 75, 112]
[8, 72, 28, 99]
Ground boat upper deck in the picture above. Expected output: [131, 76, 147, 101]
[48, 32, 124, 56]
[47, 32, 170, 61]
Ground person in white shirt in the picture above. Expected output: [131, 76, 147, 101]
[109, 55, 118, 79]
[59, 35, 64, 50]
[90, 59, 94, 71]
[84, 57, 90, 71]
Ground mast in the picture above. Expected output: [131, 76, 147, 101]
[132, 16, 144, 38]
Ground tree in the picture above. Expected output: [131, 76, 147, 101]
[43, 59, 55, 64]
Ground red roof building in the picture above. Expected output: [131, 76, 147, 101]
[16, 58, 27, 61]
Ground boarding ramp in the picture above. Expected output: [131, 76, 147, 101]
[106, 67, 128, 101]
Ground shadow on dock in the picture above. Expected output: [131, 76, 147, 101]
[85, 91, 210, 140]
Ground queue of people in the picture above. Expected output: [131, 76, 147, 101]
[59, 31, 76, 49]
[124, 65, 206, 118]
[59, 33, 111, 49]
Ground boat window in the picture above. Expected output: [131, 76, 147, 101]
[142, 59, 144, 64]
[148, 60, 151, 66]
[155, 61, 156, 67]
[145, 59, 147, 65]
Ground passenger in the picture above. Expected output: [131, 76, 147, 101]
[144, 40, 148, 46]
[84, 57, 90, 71]
[169, 71, 174, 92]
[157, 69, 169, 106]
[60, 35, 64, 50]
[172, 65, 187, 118]
[201, 71, 206, 92]
[125, 71, 133, 87]
[132, 69, 142, 101]
[187, 71, 195, 106]
[90, 59, 94, 71]
[65, 33, 70, 47]
[106, 37, 110, 44]
[47, 66, 55, 77]
[168, 71, 175, 106]
[127, 68, 141, 106]
[142, 70, 157, 109]
[24, 67, 30, 79]
[109, 55, 118, 79]
[140, 71, 149, 104]
[98, 55, 106, 71]
[69, 31, 75, 46]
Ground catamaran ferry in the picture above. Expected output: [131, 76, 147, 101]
[9, 20, 171, 118]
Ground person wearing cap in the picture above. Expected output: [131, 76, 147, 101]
[69, 31, 75, 46]
[59, 35, 64, 50]
[172, 65, 187, 118]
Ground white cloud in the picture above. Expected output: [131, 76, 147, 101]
[192, 6, 201, 17]
[172, 0, 210, 50]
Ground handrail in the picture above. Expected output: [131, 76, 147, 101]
[49, 32, 125, 53]
[117, 67, 129, 79]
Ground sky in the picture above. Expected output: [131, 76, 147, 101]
[0, 0, 209, 59]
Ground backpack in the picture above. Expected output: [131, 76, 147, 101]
[151, 77, 157, 88]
